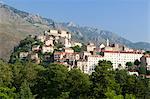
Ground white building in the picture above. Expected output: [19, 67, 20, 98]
[64, 38, 71, 48]
[103, 51, 143, 69]
[128, 71, 139, 76]
[86, 55, 104, 74]
[77, 51, 143, 74]
[146, 57, 150, 70]
[99, 43, 105, 49]
[77, 61, 88, 73]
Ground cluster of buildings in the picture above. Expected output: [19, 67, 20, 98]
[19, 29, 150, 75]
[19, 29, 81, 64]
[76, 41, 144, 74]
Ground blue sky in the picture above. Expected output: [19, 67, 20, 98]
[2, 0, 150, 43]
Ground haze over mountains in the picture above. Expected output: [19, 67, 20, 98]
[0, 3, 150, 61]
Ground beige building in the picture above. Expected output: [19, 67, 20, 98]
[80, 51, 91, 59]
[45, 29, 71, 39]
[30, 53, 39, 60]
[42, 46, 54, 53]
[71, 42, 82, 47]
[45, 39, 54, 46]
[87, 43, 96, 52]
[36, 35, 46, 42]
[64, 48, 74, 53]
[30, 53, 40, 64]
[32, 45, 40, 51]
[19, 52, 29, 59]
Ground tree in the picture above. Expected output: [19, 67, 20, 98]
[19, 36, 35, 48]
[126, 62, 133, 67]
[81, 43, 87, 51]
[139, 66, 146, 74]
[115, 70, 137, 98]
[144, 51, 150, 54]
[33, 63, 68, 99]
[18, 80, 34, 99]
[125, 94, 135, 99]
[11, 61, 45, 92]
[126, 62, 134, 70]
[90, 60, 121, 98]
[0, 60, 13, 86]
[0, 87, 16, 99]
[71, 45, 81, 52]
[66, 69, 91, 99]
[105, 89, 124, 99]
[55, 41, 64, 49]
[134, 59, 141, 66]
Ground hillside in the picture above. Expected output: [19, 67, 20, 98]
[0, 3, 52, 60]
[0, 3, 150, 61]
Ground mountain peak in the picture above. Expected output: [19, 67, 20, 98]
[67, 21, 77, 27]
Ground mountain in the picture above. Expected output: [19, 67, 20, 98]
[0, 3, 149, 61]
[0, 3, 54, 60]
[59, 22, 150, 50]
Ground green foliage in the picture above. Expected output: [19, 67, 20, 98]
[125, 94, 135, 99]
[0, 60, 13, 86]
[126, 62, 133, 67]
[1, 57, 150, 99]
[19, 35, 35, 48]
[11, 61, 45, 91]
[66, 69, 91, 98]
[55, 41, 64, 49]
[71, 45, 81, 52]
[105, 89, 124, 99]
[134, 59, 141, 66]
[147, 70, 150, 75]
[0, 87, 16, 99]
[33, 63, 68, 99]
[144, 51, 150, 54]
[9, 36, 44, 64]
[18, 80, 34, 99]
[126, 62, 134, 70]
[90, 60, 121, 98]
[139, 66, 146, 74]
[81, 43, 87, 51]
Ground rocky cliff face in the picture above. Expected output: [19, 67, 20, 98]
[0, 3, 149, 60]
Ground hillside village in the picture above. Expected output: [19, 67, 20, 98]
[11, 29, 150, 76]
